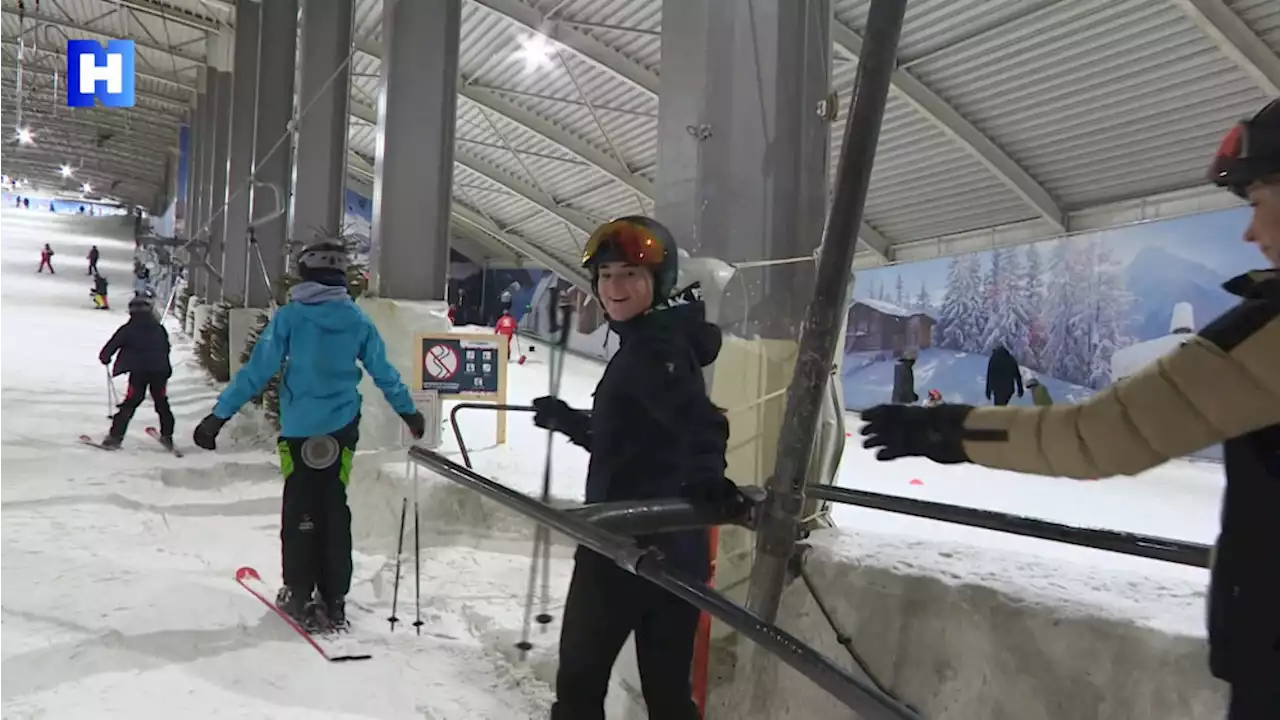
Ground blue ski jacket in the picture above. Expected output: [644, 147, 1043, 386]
[212, 282, 416, 438]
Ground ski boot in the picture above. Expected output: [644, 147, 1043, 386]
[274, 586, 310, 626]
[322, 597, 350, 633]
[157, 434, 175, 451]
[99, 435, 123, 450]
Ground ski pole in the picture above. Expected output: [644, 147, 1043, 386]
[516, 296, 572, 657]
[412, 497, 423, 636]
[388, 497, 407, 631]
[104, 366, 118, 418]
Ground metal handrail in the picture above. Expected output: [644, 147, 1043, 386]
[406, 446, 919, 720]
[447, 402, 535, 469]
[806, 484, 1212, 568]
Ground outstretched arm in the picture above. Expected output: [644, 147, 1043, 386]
[960, 293, 1280, 479]
[212, 310, 290, 419]
[357, 316, 416, 415]
[99, 326, 126, 365]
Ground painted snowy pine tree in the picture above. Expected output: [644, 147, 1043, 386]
[1041, 238, 1094, 386]
[981, 247, 1034, 365]
[914, 281, 930, 313]
[1085, 238, 1131, 389]
[937, 253, 986, 353]
[894, 273, 906, 308]
[1023, 242, 1047, 369]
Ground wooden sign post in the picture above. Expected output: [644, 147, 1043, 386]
[413, 331, 510, 444]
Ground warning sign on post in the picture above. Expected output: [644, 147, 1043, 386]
[413, 331, 510, 444]
[416, 334, 503, 396]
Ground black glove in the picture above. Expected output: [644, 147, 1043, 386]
[859, 404, 981, 464]
[192, 413, 228, 451]
[401, 411, 426, 440]
[99, 354, 111, 366]
[680, 477, 747, 515]
[532, 395, 590, 448]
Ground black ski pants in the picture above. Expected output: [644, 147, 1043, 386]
[1227, 674, 1280, 719]
[109, 372, 174, 439]
[279, 418, 359, 603]
[992, 388, 1014, 406]
[551, 547, 703, 720]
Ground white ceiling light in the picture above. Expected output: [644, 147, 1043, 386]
[513, 33, 556, 74]
[59, 165, 73, 178]
[81, 182, 93, 194]
[15, 127, 34, 145]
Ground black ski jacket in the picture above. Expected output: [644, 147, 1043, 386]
[985, 346, 1023, 400]
[560, 285, 728, 579]
[891, 358, 917, 404]
[100, 313, 172, 378]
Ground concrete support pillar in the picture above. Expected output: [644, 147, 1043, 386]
[367, 0, 460, 301]
[204, 30, 234, 301]
[246, 0, 299, 308]
[188, 71, 208, 288]
[221, 0, 262, 304]
[653, 0, 834, 702]
[290, 0, 353, 246]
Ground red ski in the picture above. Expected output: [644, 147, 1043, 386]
[145, 427, 184, 457]
[235, 567, 372, 662]
[78, 435, 118, 451]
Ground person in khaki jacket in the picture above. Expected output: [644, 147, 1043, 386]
[860, 97, 1280, 720]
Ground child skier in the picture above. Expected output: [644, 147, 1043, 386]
[38, 243, 55, 273]
[98, 294, 175, 449]
[1027, 377, 1053, 406]
[494, 310, 517, 358]
[90, 272, 110, 310]
[191, 241, 426, 633]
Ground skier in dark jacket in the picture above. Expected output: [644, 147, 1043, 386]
[191, 241, 426, 634]
[98, 294, 175, 448]
[859, 98, 1280, 720]
[532, 216, 740, 720]
[985, 344, 1023, 406]
[87, 245, 100, 275]
[38, 243, 55, 273]
[891, 352, 917, 404]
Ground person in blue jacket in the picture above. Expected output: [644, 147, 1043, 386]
[192, 241, 426, 633]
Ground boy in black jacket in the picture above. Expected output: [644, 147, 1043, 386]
[533, 216, 740, 720]
[98, 294, 175, 449]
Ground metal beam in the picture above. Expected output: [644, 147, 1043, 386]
[466, 0, 660, 96]
[6, 143, 166, 180]
[831, 22, 1066, 231]
[346, 156, 519, 266]
[460, 86, 654, 196]
[1174, 0, 1280, 95]
[0, 60, 190, 110]
[454, 149, 599, 230]
[0, 6, 206, 64]
[2, 107, 178, 143]
[0, 39, 195, 96]
[3, 154, 161, 187]
[452, 203, 591, 290]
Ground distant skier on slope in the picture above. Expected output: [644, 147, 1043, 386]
[985, 344, 1023, 406]
[190, 241, 426, 634]
[494, 310, 517, 357]
[90, 272, 109, 310]
[858, 98, 1280, 720]
[38, 243, 55, 273]
[87, 245, 99, 275]
[891, 351, 917, 404]
[97, 294, 175, 450]
[532, 216, 743, 720]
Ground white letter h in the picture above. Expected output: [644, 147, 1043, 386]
[79, 53, 123, 94]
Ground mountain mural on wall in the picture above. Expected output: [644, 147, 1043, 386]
[1123, 246, 1236, 341]
[843, 206, 1258, 419]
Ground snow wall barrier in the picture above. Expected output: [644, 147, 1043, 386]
[326, 455, 1227, 719]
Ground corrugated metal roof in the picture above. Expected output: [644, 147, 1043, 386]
[910, 0, 1270, 209]
[3, 0, 1275, 264]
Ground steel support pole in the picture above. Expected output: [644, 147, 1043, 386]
[744, 0, 907, 624]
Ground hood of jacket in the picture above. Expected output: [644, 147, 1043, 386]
[288, 281, 365, 332]
[612, 283, 722, 367]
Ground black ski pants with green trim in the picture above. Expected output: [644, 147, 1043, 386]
[279, 417, 359, 603]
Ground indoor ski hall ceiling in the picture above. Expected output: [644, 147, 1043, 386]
[2, 0, 1278, 275]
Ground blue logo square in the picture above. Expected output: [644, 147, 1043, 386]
[66, 39, 135, 108]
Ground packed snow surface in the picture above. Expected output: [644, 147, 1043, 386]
[2, 208, 1228, 718]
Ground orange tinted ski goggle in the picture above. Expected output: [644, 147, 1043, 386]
[582, 220, 666, 268]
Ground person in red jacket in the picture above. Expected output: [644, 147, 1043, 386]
[495, 311, 517, 357]
[38, 243, 55, 273]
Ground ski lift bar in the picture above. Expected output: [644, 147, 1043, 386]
[405, 446, 919, 720]
[564, 492, 764, 537]
[807, 485, 1211, 568]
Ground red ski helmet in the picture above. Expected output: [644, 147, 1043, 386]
[1208, 98, 1280, 198]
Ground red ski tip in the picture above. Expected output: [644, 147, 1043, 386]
[235, 566, 262, 582]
